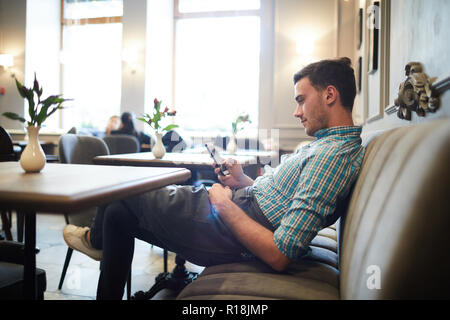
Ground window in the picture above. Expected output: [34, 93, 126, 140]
[61, 0, 123, 131]
[173, 0, 261, 135]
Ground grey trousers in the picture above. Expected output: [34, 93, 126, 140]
[91, 184, 274, 267]
[91, 184, 275, 299]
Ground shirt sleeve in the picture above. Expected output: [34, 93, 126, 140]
[273, 147, 356, 260]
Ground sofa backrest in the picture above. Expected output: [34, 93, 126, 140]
[339, 118, 450, 299]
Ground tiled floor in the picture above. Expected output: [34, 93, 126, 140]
[5, 212, 204, 300]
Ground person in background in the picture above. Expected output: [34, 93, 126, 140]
[111, 112, 152, 151]
[105, 115, 120, 135]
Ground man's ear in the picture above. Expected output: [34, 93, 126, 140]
[324, 85, 338, 106]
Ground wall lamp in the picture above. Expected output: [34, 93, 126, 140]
[122, 46, 140, 74]
[0, 54, 15, 79]
[295, 34, 316, 67]
[0, 54, 14, 70]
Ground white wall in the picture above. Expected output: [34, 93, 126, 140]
[120, 0, 147, 132]
[272, 0, 338, 150]
[354, 0, 450, 134]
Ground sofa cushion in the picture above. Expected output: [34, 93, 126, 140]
[317, 228, 337, 241]
[177, 258, 339, 300]
[310, 234, 337, 253]
[178, 227, 339, 300]
[340, 119, 450, 299]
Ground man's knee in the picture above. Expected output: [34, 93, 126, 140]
[103, 202, 135, 230]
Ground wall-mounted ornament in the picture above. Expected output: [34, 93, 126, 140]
[385, 62, 446, 120]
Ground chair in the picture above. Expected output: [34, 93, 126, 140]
[0, 126, 22, 242]
[67, 127, 77, 134]
[56, 134, 137, 298]
[0, 126, 20, 162]
[162, 130, 187, 153]
[102, 134, 140, 155]
[0, 240, 46, 300]
[59, 134, 110, 165]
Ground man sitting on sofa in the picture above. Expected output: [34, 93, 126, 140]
[63, 57, 365, 300]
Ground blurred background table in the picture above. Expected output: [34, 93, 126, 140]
[93, 151, 261, 185]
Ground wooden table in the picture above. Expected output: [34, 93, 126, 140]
[93, 152, 258, 168]
[0, 162, 191, 299]
[182, 147, 280, 168]
[93, 152, 260, 182]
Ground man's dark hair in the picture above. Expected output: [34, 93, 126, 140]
[293, 57, 356, 112]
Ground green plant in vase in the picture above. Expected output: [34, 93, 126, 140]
[227, 113, 251, 154]
[138, 98, 178, 158]
[2, 73, 72, 172]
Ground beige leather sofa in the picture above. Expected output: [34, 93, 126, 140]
[177, 119, 450, 300]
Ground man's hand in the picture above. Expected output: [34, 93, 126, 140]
[213, 158, 254, 189]
[208, 183, 292, 272]
[208, 183, 233, 214]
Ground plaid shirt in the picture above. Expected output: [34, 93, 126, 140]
[252, 126, 364, 260]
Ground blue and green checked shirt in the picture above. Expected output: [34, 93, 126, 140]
[252, 126, 365, 261]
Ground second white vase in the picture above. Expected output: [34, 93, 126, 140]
[226, 134, 237, 154]
[152, 132, 166, 159]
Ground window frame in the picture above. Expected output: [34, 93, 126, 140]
[174, 0, 261, 19]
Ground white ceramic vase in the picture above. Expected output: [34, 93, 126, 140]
[226, 134, 237, 154]
[152, 132, 166, 159]
[20, 125, 46, 173]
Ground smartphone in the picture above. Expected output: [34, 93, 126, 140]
[205, 143, 230, 176]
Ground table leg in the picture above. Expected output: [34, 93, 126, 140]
[130, 254, 198, 300]
[24, 210, 37, 300]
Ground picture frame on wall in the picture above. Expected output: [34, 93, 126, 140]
[365, 0, 390, 124]
[357, 56, 362, 93]
[368, 1, 380, 74]
[356, 8, 363, 50]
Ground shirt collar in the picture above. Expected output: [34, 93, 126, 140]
[314, 125, 362, 140]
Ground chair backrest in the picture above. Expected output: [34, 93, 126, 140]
[102, 134, 140, 155]
[67, 127, 77, 134]
[58, 134, 109, 164]
[0, 126, 15, 161]
[162, 130, 187, 152]
[58, 134, 110, 227]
